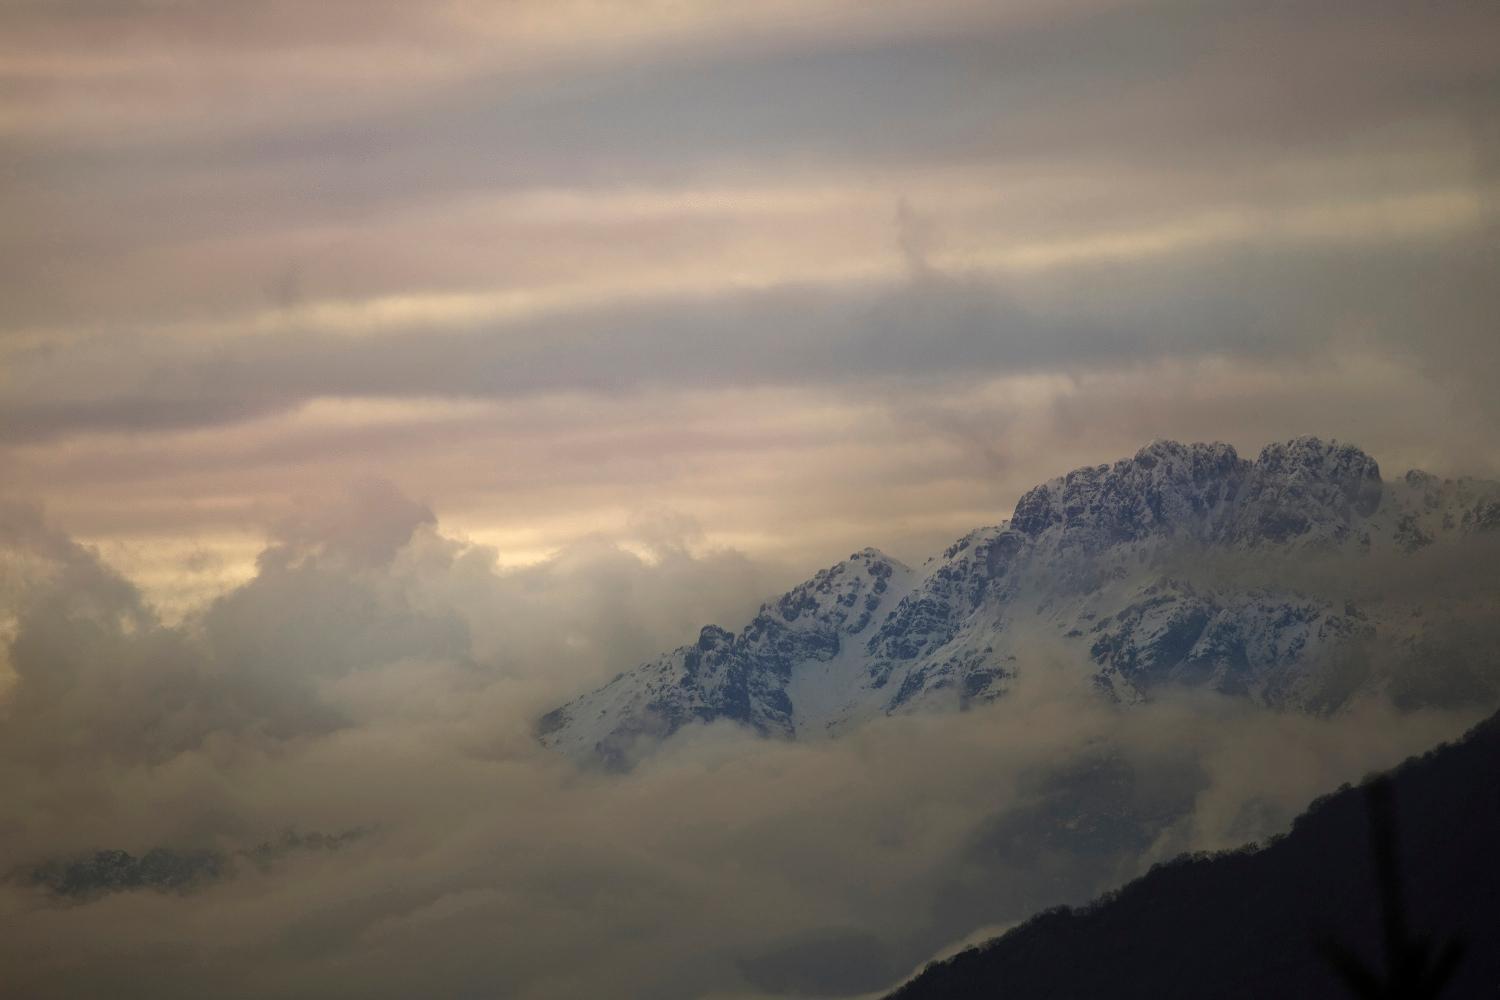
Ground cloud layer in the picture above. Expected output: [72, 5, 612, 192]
[3, 1, 1499, 595]
[2, 493, 1493, 998]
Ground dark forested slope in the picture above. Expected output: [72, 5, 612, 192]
[889, 710, 1500, 999]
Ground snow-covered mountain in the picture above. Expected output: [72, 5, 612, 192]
[538, 438, 1500, 767]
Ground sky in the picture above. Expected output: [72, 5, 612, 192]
[4, 3, 1500, 996]
[3, 0, 1500, 614]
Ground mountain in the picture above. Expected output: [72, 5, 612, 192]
[20, 830, 366, 902]
[884, 708, 1500, 1000]
[538, 438, 1500, 767]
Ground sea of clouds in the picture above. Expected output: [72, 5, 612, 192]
[2, 484, 1492, 999]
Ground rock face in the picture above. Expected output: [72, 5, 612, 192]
[537, 548, 917, 766]
[539, 437, 1500, 766]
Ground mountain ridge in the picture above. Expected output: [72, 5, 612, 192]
[539, 437, 1500, 767]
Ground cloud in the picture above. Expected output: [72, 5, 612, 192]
[1, 490, 1495, 998]
[8, 220, 1497, 444]
[3, 0, 1498, 583]
[266, 477, 436, 569]
[3, 2, 1500, 990]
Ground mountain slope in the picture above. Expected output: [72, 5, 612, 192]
[539, 438, 1500, 765]
[885, 708, 1500, 1000]
[537, 548, 919, 765]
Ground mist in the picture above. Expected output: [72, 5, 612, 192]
[2, 491, 1489, 999]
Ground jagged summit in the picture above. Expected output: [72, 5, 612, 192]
[1010, 436, 1388, 553]
[540, 438, 1500, 767]
[1010, 439, 1246, 547]
[1231, 436, 1383, 545]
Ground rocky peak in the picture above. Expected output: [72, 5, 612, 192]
[1228, 437, 1383, 545]
[756, 547, 909, 637]
[1010, 437, 1395, 553]
[1011, 440, 1247, 553]
[1249, 437, 1381, 507]
[696, 625, 733, 651]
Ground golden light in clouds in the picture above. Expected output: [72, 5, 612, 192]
[0, 0, 1496, 614]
